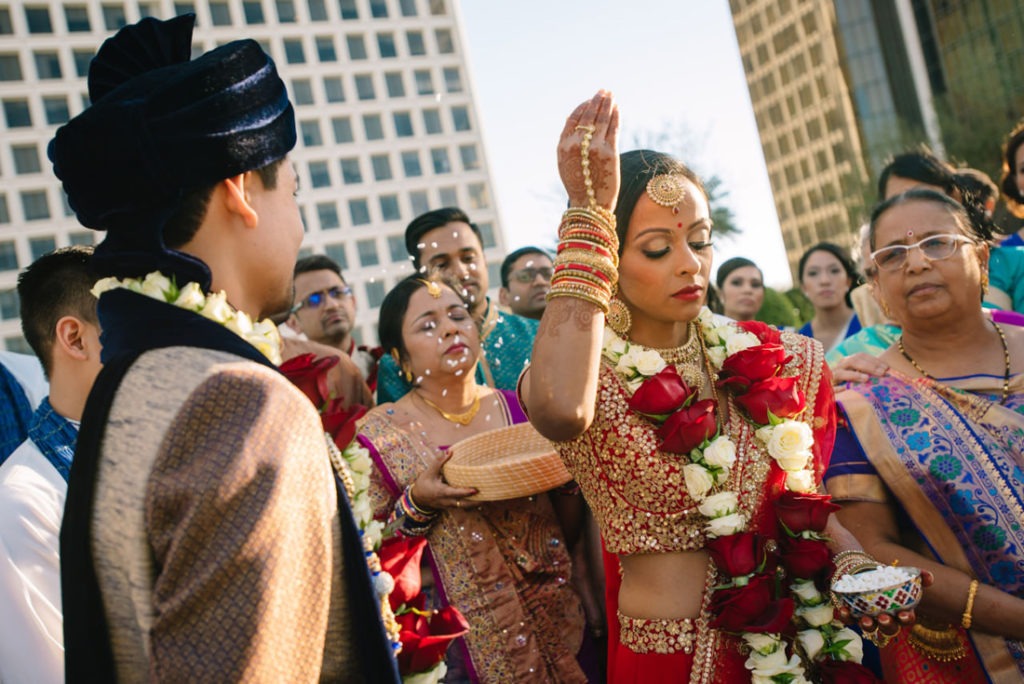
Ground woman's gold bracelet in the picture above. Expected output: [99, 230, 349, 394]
[961, 579, 979, 630]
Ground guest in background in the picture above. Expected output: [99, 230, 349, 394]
[0, 351, 46, 464]
[498, 246, 553, 320]
[798, 242, 862, 354]
[997, 119, 1024, 247]
[0, 247, 101, 684]
[358, 275, 590, 683]
[714, 256, 764, 322]
[377, 208, 539, 403]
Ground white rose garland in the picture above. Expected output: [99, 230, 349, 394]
[91, 271, 283, 365]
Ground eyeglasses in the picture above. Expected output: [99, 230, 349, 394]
[511, 266, 553, 284]
[870, 234, 975, 272]
[292, 285, 352, 312]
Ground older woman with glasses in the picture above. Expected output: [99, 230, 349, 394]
[825, 188, 1024, 683]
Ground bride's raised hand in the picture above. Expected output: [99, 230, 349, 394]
[557, 90, 620, 212]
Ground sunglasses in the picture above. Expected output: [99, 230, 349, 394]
[511, 266, 553, 283]
[292, 285, 352, 312]
[870, 234, 974, 272]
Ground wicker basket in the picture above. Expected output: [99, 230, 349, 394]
[443, 422, 572, 501]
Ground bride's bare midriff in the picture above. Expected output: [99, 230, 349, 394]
[618, 549, 710, 619]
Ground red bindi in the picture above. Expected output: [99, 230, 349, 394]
[677, 222, 683, 228]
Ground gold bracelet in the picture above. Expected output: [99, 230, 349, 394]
[961, 579, 979, 630]
[555, 250, 618, 276]
[547, 282, 611, 312]
[830, 549, 879, 582]
[576, 125, 598, 210]
[563, 207, 617, 234]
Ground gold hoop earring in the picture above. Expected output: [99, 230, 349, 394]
[607, 296, 632, 336]
[980, 270, 990, 296]
[880, 298, 893, 320]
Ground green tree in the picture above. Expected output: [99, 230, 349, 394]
[756, 286, 800, 328]
[784, 288, 814, 327]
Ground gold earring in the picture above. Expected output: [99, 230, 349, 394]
[607, 296, 632, 336]
[880, 298, 893, 320]
[981, 270, 990, 296]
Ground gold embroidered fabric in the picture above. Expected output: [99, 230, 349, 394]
[618, 612, 698, 654]
[554, 332, 826, 556]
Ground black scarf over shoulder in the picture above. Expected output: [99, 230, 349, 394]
[61, 289, 398, 682]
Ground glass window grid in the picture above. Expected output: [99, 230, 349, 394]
[451, 106, 471, 131]
[459, 144, 479, 171]
[380, 195, 400, 221]
[354, 74, 375, 100]
[0, 241, 16, 270]
[21, 190, 49, 220]
[349, 198, 371, 225]
[443, 66, 462, 92]
[0, 288, 18, 319]
[357, 238, 379, 266]
[387, 234, 406, 261]
[276, 0, 297, 22]
[399, 0, 416, 16]
[309, 160, 331, 187]
[393, 111, 413, 137]
[430, 147, 450, 174]
[12, 144, 41, 174]
[73, 50, 92, 77]
[323, 76, 345, 102]
[68, 231, 93, 246]
[25, 6, 53, 33]
[317, 201, 339, 229]
[42, 95, 69, 123]
[102, 4, 127, 29]
[409, 190, 429, 216]
[377, 33, 397, 58]
[406, 30, 425, 55]
[0, 54, 22, 81]
[174, 3, 195, 17]
[384, 71, 405, 97]
[370, 0, 388, 18]
[316, 36, 337, 62]
[300, 120, 323, 146]
[435, 28, 453, 53]
[64, 6, 91, 31]
[34, 51, 62, 80]
[0, 8, 13, 34]
[324, 243, 349, 269]
[29, 235, 55, 260]
[414, 69, 434, 95]
[3, 99, 31, 127]
[365, 280, 385, 308]
[292, 78, 314, 104]
[347, 34, 367, 60]
[338, 0, 358, 19]
[210, 1, 232, 24]
[332, 116, 354, 143]
[422, 108, 442, 134]
[363, 114, 384, 140]
[371, 154, 392, 180]
[340, 157, 362, 184]
[0, 196, 9, 223]
[438, 186, 456, 207]
[283, 38, 305, 63]
[401, 151, 422, 177]
[243, 1, 265, 23]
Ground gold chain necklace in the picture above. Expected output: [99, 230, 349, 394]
[416, 389, 481, 425]
[899, 320, 1011, 405]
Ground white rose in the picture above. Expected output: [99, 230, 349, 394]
[683, 464, 714, 500]
[603, 328, 628, 357]
[697, 307, 717, 334]
[90, 276, 123, 298]
[225, 310, 254, 337]
[790, 578, 825, 605]
[615, 348, 643, 378]
[250, 318, 280, 339]
[403, 662, 447, 684]
[351, 494, 372, 526]
[364, 519, 385, 549]
[831, 627, 864, 662]
[749, 654, 804, 683]
[786, 470, 817, 493]
[796, 628, 825, 660]
[725, 330, 761, 356]
[797, 602, 836, 627]
[706, 345, 727, 369]
[347, 444, 373, 474]
[703, 436, 737, 469]
[141, 271, 172, 300]
[742, 633, 782, 655]
[173, 281, 205, 310]
[766, 420, 814, 470]
[705, 512, 746, 538]
[698, 491, 738, 518]
[200, 291, 233, 323]
[634, 350, 667, 377]
[125, 278, 144, 293]
[745, 646, 789, 670]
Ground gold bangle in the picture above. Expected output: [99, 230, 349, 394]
[563, 207, 617, 233]
[547, 283, 611, 312]
[555, 250, 618, 276]
[961, 579, 979, 630]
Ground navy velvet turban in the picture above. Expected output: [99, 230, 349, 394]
[48, 14, 296, 286]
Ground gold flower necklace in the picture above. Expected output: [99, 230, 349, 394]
[415, 388, 481, 425]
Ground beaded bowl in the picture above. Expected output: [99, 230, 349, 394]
[832, 566, 923, 618]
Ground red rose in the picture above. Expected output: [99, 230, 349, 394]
[776, 492, 840, 535]
[628, 365, 695, 419]
[707, 532, 768, 578]
[735, 376, 806, 424]
[656, 398, 718, 453]
[716, 344, 791, 393]
[817, 659, 882, 683]
[396, 598, 470, 674]
[379, 536, 428, 611]
[709, 573, 795, 633]
[780, 537, 833, 580]
[280, 353, 339, 407]
[323, 403, 367, 451]
[737, 320, 783, 345]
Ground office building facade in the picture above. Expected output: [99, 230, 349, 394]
[0, 0, 503, 350]
[730, 0, 1024, 277]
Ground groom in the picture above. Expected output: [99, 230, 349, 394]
[49, 14, 397, 682]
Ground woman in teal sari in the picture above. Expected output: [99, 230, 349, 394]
[825, 189, 1024, 683]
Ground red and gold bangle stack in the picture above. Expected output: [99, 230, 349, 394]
[390, 483, 438, 536]
[548, 207, 619, 313]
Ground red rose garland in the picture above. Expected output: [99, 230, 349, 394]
[602, 311, 876, 683]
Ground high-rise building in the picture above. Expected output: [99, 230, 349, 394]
[729, 0, 1024, 278]
[0, 0, 503, 350]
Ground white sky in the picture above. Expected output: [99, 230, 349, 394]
[459, 0, 795, 289]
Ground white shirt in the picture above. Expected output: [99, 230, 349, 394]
[0, 438, 68, 684]
[0, 351, 48, 409]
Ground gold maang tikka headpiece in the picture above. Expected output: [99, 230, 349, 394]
[417, 279, 443, 298]
[646, 174, 687, 215]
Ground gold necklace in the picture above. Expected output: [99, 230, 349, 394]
[416, 389, 482, 425]
[899, 320, 1011, 405]
[643, 321, 702, 365]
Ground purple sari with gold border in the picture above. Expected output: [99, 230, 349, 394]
[827, 370, 1024, 682]
[356, 390, 587, 684]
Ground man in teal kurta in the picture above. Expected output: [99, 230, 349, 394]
[376, 207, 538, 403]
